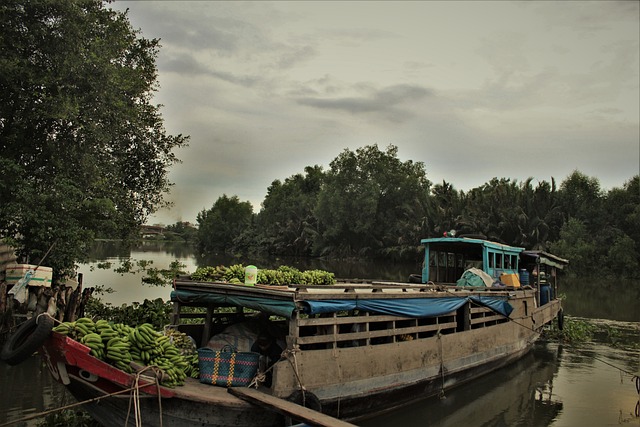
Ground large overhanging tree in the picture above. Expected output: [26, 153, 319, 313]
[0, 0, 188, 278]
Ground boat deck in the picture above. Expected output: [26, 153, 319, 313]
[164, 377, 255, 407]
[173, 278, 522, 300]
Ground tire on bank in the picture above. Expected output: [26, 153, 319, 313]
[1, 314, 54, 365]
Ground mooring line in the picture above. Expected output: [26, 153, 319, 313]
[506, 313, 638, 378]
[0, 385, 138, 427]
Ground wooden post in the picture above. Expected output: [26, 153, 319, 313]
[201, 305, 214, 347]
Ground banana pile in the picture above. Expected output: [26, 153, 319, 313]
[190, 264, 336, 286]
[52, 318, 198, 387]
[164, 328, 199, 378]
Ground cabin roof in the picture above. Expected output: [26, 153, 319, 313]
[420, 237, 525, 254]
[521, 250, 569, 269]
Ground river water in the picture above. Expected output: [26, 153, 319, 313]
[1, 242, 639, 427]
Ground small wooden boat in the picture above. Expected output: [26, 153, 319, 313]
[36, 236, 568, 426]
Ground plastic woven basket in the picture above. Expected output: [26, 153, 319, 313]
[198, 345, 260, 387]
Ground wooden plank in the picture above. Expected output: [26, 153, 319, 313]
[470, 314, 504, 325]
[299, 311, 457, 327]
[228, 387, 358, 427]
[296, 321, 458, 346]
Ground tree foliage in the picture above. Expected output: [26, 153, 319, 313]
[196, 195, 254, 254]
[163, 221, 198, 243]
[256, 165, 324, 256]
[194, 141, 637, 278]
[313, 144, 431, 259]
[0, 0, 187, 277]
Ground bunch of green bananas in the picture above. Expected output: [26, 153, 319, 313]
[52, 319, 193, 387]
[164, 328, 199, 379]
[182, 352, 200, 379]
[105, 335, 132, 372]
[164, 328, 196, 355]
[127, 323, 190, 387]
[223, 264, 245, 282]
[301, 269, 336, 285]
[80, 333, 105, 359]
[52, 317, 97, 340]
[190, 265, 226, 281]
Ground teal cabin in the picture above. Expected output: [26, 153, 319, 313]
[420, 237, 524, 284]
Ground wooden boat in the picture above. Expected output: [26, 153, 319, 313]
[37, 236, 568, 426]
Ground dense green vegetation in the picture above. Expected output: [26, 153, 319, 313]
[0, 1, 187, 279]
[163, 222, 198, 243]
[196, 144, 639, 279]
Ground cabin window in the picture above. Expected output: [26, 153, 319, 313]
[496, 253, 503, 269]
[488, 252, 494, 269]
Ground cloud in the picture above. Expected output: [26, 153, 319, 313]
[296, 84, 433, 118]
[108, 1, 638, 226]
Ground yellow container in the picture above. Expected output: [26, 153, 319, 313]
[500, 273, 521, 288]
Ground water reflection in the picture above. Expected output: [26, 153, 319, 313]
[551, 342, 640, 427]
[561, 278, 640, 322]
[359, 343, 563, 427]
[0, 357, 68, 427]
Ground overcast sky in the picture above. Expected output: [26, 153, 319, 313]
[109, 1, 639, 225]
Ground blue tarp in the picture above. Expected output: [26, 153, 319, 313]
[171, 289, 513, 319]
[301, 295, 513, 318]
[171, 290, 298, 319]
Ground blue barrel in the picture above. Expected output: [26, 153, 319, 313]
[540, 285, 551, 305]
[519, 269, 529, 286]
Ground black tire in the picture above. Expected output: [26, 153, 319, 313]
[1, 314, 54, 366]
[286, 389, 322, 412]
[557, 309, 564, 331]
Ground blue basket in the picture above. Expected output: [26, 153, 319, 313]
[198, 345, 260, 387]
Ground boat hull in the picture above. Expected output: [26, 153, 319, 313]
[271, 298, 560, 421]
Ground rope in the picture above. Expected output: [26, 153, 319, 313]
[0, 385, 139, 427]
[437, 329, 446, 400]
[125, 366, 164, 427]
[283, 347, 308, 405]
[497, 308, 639, 378]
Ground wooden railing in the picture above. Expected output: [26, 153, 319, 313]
[295, 311, 458, 349]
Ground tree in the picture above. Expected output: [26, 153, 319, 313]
[196, 195, 254, 254]
[164, 221, 198, 243]
[457, 178, 522, 244]
[557, 171, 604, 231]
[425, 180, 463, 238]
[257, 165, 324, 256]
[0, 0, 187, 277]
[548, 218, 597, 276]
[314, 144, 431, 259]
[606, 234, 639, 278]
[605, 176, 640, 252]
